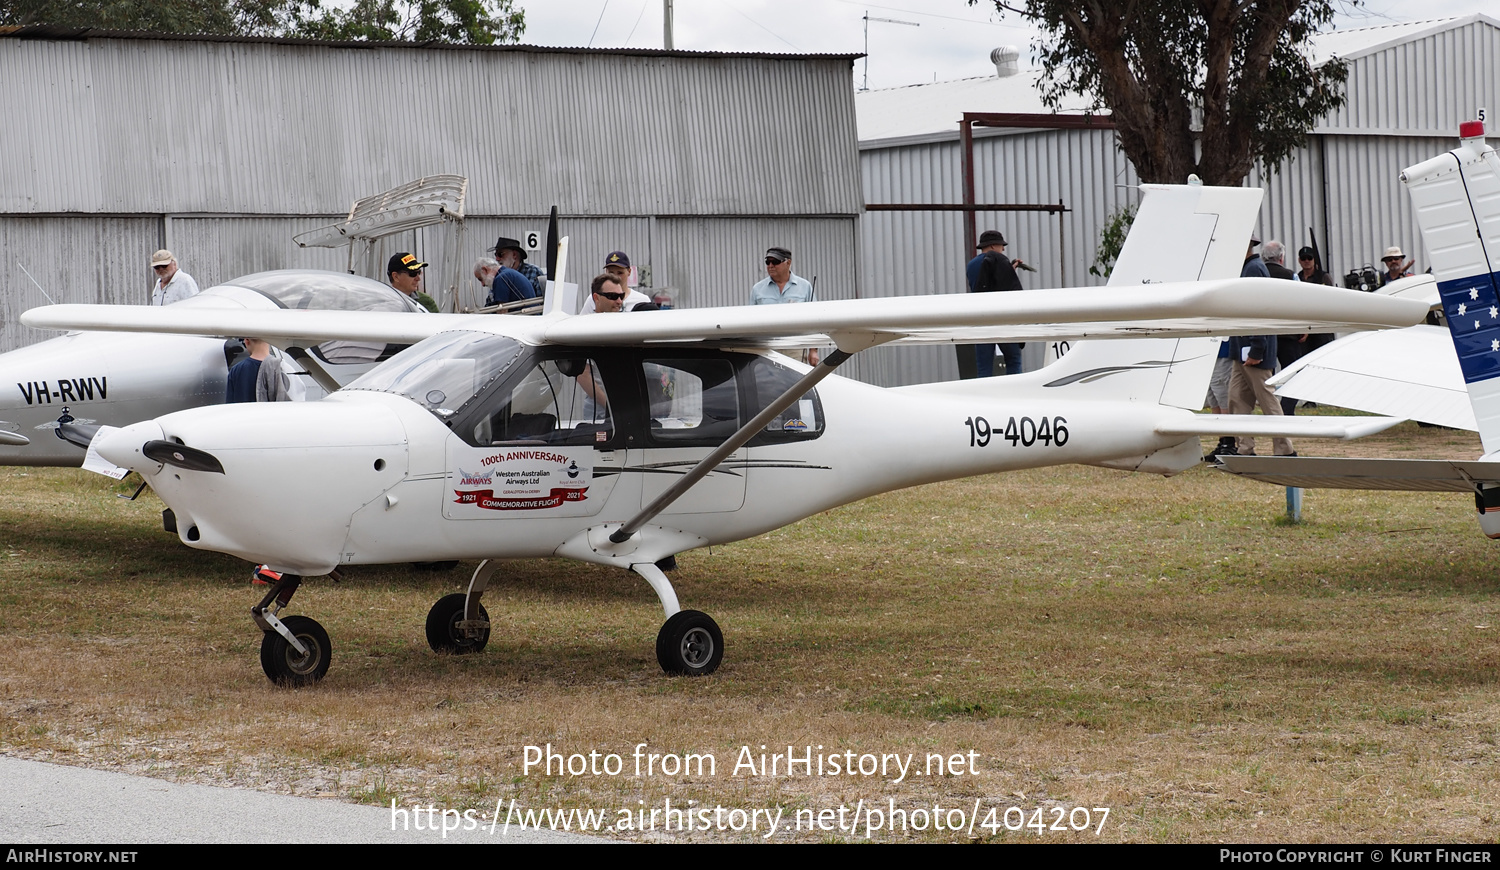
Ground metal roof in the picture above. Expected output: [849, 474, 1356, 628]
[0, 24, 859, 61]
[856, 14, 1500, 145]
[1309, 13, 1500, 64]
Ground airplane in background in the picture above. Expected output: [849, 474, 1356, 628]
[20, 182, 1428, 687]
[1218, 121, 1500, 537]
[0, 270, 427, 466]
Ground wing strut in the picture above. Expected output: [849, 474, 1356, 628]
[609, 348, 856, 543]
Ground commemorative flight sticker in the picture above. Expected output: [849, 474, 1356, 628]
[445, 443, 595, 519]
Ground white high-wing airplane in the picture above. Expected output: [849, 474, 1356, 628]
[0, 270, 427, 466]
[21, 183, 1428, 686]
[1217, 122, 1500, 538]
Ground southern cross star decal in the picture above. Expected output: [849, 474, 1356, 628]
[1490, 306, 1497, 319]
[1460, 303, 1468, 315]
[1472, 288, 1482, 300]
[1492, 338, 1498, 352]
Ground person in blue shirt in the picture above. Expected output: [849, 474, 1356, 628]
[751, 246, 817, 364]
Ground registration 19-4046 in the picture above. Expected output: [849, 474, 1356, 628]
[964, 415, 1069, 448]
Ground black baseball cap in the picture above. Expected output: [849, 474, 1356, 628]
[388, 252, 427, 275]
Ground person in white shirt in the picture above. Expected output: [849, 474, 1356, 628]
[149, 249, 200, 306]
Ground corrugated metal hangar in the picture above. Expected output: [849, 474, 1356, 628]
[0, 29, 861, 352]
[856, 13, 1500, 384]
[3, 15, 1498, 389]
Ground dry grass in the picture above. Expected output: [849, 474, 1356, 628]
[1, 419, 1499, 842]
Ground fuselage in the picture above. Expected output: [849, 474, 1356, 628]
[97, 332, 1201, 575]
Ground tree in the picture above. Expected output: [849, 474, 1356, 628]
[284, 0, 525, 45]
[980, 1, 1351, 185]
[1, 0, 525, 44]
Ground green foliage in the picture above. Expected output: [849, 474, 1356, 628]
[2, 0, 525, 44]
[978, 1, 1353, 185]
[1088, 204, 1135, 279]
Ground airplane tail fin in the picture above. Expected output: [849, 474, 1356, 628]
[1031, 183, 1263, 407]
[1401, 121, 1500, 457]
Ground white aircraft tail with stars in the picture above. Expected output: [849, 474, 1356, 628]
[20, 181, 1427, 685]
[1219, 121, 1500, 538]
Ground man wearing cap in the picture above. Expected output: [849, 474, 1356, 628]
[388, 252, 438, 312]
[1379, 246, 1412, 287]
[751, 246, 818, 363]
[965, 230, 1025, 377]
[149, 250, 200, 306]
[492, 236, 547, 297]
[750, 246, 813, 305]
[580, 252, 651, 313]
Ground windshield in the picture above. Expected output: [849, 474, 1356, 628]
[221, 270, 422, 313]
[345, 331, 524, 417]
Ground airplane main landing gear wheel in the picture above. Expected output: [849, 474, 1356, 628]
[656, 610, 723, 676]
[259, 615, 331, 687]
[426, 593, 490, 654]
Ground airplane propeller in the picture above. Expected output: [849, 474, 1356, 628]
[53, 408, 99, 450]
[545, 205, 559, 281]
[142, 440, 225, 474]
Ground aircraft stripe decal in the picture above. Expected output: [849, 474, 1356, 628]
[1041, 358, 1195, 388]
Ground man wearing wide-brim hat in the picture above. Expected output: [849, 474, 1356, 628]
[490, 235, 547, 297]
[1378, 245, 1412, 287]
[965, 230, 1026, 376]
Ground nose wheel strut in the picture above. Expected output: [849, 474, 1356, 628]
[251, 573, 332, 687]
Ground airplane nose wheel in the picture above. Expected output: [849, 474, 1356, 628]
[656, 610, 723, 676]
[259, 615, 332, 687]
[426, 592, 491, 654]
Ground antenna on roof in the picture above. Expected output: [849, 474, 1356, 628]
[862, 12, 919, 92]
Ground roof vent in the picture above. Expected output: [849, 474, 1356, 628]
[990, 46, 1021, 78]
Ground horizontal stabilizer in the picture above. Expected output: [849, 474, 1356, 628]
[1215, 454, 1500, 492]
[1270, 326, 1476, 431]
[1156, 414, 1403, 440]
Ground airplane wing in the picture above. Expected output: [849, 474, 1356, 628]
[20, 306, 472, 346]
[22, 278, 1428, 351]
[1156, 414, 1404, 440]
[541, 279, 1428, 350]
[1215, 454, 1500, 492]
[1269, 325, 1476, 431]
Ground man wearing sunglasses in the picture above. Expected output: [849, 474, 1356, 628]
[149, 249, 200, 306]
[750, 246, 813, 306]
[580, 252, 652, 313]
[751, 245, 818, 363]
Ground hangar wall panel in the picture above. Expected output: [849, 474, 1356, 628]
[169, 217, 353, 288]
[1319, 134, 1456, 279]
[0, 37, 861, 218]
[0, 217, 160, 352]
[1320, 20, 1500, 135]
[655, 216, 858, 311]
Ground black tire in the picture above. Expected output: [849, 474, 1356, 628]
[426, 592, 490, 654]
[259, 615, 331, 687]
[655, 610, 723, 676]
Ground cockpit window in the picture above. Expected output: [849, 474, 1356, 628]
[345, 331, 524, 418]
[218, 270, 423, 313]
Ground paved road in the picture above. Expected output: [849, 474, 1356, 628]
[0, 756, 601, 844]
